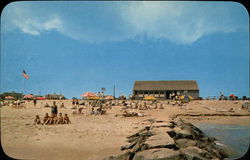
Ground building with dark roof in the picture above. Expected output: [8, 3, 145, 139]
[133, 80, 199, 99]
[45, 93, 65, 100]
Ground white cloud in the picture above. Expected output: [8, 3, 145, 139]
[2, 3, 63, 36]
[1, 1, 247, 44]
[13, 15, 63, 35]
[119, 1, 248, 44]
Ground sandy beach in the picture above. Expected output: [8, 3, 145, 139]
[1, 100, 249, 160]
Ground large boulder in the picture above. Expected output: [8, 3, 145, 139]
[144, 133, 177, 149]
[104, 152, 135, 160]
[173, 126, 194, 139]
[150, 127, 173, 135]
[175, 138, 197, 148]
[133, 148, 181, 160]
[152, 121, 173, 128]
[180, 146, 219, 160]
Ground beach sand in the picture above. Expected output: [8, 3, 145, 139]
[1, 100, 249, 160]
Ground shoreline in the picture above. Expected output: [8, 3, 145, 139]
[176, 115, 250, 126]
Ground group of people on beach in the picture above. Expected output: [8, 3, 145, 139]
[34, 112, 71, 125]
[71, 100, 108, 115]
[34, 101, 71, 125]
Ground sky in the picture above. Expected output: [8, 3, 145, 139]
[0, 1, 249, 99]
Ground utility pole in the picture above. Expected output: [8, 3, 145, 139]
[113, 85, 115, 98]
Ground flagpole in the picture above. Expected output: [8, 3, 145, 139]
[22, 71, 25, 100]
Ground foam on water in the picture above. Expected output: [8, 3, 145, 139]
[194, 123, 250, 159]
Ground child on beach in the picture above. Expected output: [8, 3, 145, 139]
[34, 115, 41, 124]
[60, 103, 65, 108]
[53, 115, 59, 124]
[57, 113, 64, 124]
[44, 114, 54, 125]
[43, 113, 49, 124]
[63, 114, 71, 124]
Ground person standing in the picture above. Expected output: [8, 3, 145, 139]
[219, 92, 224, 100]
[51, 101, 58, 116]
[33, 99, 37, 107]
[172, 92, 175, 100]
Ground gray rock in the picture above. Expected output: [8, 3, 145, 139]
[175, 138, 197, 148]
[153, 121, 173, 128]
[180, 146, 219, 160]
[104, 152, 135, 160]
[116, 151, 135, 160]
[144, 133, 176, 149]
[150, 127, 172, 136]
[133, 148, 181, 160]
[121, 141, 137, 151]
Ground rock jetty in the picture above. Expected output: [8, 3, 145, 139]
[104, 119, 228, 160]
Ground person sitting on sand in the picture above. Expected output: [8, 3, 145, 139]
[63, 114, 71, 124]
[43, 113, 49, 124]
[60, 103, 65, 108]
[78, 107, 84, 114]
[90, 107, 95, 115]
[56, 113, 64, 124]
[34, 115, 41, 124]
[53, 115, 59, 124]
[228, 108, 234, 112]
[177, 101, 183, 106]
[44, 103, 50, 108]
[44, 114, 54, 125]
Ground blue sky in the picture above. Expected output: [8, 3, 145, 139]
[1, 1, 249, 98]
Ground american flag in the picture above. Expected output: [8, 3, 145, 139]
[22, 70, 29, 79]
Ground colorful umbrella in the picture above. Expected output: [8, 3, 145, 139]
[104, 96, 114, 100]
[36, 97, 46, 100]
[180, 95, 192, 102]
[88, 96, 100, 100]
[144, 96, 156, 100]
[188, 96, 194, 100]
[81, 92, 97, 97]
[23, 94, 34, 99]
[5, 96, 15, 100]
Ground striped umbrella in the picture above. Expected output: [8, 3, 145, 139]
[23, 94, 34, 99]
[104, 96, 114, 100]
[81, 92, 97, 97]
[5, 96, 15, 100]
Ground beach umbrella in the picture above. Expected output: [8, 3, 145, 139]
[104, 96, 114, 100]
[180, 95, 191, 102]
[188, 96, 194, 100]
[23, 94, 34, 99]
[230, 94, 235, 97]
[81, 92, 97, 97]
[144, 96, 156, 100]
[88, 96, 100, 100]
[5, 96, 15, 100]
[36, 97, 46, 100]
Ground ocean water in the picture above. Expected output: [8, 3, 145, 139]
[194, 123, 250, 159]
